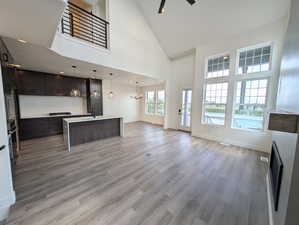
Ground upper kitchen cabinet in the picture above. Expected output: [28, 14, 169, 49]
[14, 69, 87, 97]
[45, 74, 65, 96]
[63, 76, 87, 97]
[15, 70, 46, 95]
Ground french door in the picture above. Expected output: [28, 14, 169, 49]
[179, 88, 192, 131]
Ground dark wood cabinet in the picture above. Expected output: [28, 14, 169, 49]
[16, 70, 46, 95]
[19, 115, 91, 140]
[47, 117, 62, 136]
[14, 70, 88, 97]
[63, 76, 87, 97]
[87, 79, 103, 116]
[19, 118, 49, 140]
[45, 74, 66, 96]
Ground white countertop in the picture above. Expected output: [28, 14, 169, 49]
[63, 115, 123, 123]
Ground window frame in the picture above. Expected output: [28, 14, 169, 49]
[144, 89, 166, 116]
[202, 80, 229, 126]
[156, 90, 166, 116]
[201, 42, 274, 132]
[202, 52, 231, 126]
[235, 42, 274, 77]
[232, 42, 274, 132]
[231, 77, 271, 132]
[145, 91, 156, 115]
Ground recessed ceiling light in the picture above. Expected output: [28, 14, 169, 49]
[59, 72, 64, 74]
[7, 64, 21, 68]
[18, 39, 27, 43]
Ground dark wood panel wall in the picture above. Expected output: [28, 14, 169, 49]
[87, 79, 103, 116]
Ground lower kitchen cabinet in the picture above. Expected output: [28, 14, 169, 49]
[19, 115, 90, 140]
[19, 118, 49, 140]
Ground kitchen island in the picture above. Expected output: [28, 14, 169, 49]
[63, 115, 124, 152]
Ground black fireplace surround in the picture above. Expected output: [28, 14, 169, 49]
[269, 141, 283, 211]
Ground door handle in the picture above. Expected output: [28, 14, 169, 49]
[0, 145, 5, 151]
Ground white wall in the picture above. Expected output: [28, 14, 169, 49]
[166, 54, 195, 129]
[191, 18, 288, 152]
[18, 95, 87, 118]
[0, 67, 15, 221]
[102, 80, 140, 123]
[139, 84, 165, 126]
[51, 0, 171, 82]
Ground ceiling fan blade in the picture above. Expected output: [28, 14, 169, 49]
[158, 0, 166, 14]
[186, 0, 196, 5]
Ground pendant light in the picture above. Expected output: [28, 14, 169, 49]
[91, 69, 101, 98]
[130, 81, 143, 100]
[108, 73, 114, 99]
[70, 65, 81, 97]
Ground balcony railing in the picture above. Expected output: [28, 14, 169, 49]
[61, 1, 109, 49]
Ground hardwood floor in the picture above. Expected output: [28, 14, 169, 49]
[6, 122, 269, 225]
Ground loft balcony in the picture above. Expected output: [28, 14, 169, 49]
[60, 1, 109, 49]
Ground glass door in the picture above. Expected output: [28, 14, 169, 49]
[179, 89, 192, 131]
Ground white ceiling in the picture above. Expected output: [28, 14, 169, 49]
[3, 37, 163, 87]
[0, 0, 66, 47]
[136, 0, 291, 58]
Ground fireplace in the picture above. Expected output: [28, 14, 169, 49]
[269, 141, 283, 211]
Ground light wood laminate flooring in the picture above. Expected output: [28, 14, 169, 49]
[6, 122, 269, 225]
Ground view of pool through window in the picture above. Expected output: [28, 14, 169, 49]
[232, 79, 268, 130]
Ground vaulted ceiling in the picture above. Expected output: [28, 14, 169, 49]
[136, 0, 291, 58]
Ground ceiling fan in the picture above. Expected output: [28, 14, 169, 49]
[158, 0, 197, 14]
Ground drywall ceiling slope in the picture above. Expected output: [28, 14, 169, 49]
[137, 0, 291, 58]
[0, 0, 66, 47]
[2, 37, 163, 87]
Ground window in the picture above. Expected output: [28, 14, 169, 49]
[233, 43, 272, 131]
[237, 45, 271, 75]
[145, 91, 155, 114]
[232, 79, 268, 130]
[203, 82, 228, 125]
[145, 90, 166, 115]
[203, 53, 230, 125]
[207, 55, 230, 78]
[157, 90, 165, 115]
[202, 43, 272, 131]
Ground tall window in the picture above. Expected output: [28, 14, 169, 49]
[203, 82, 228, 125]
[203, 54, 230, 125]
[202, 43, 272, 131]
[145, 91, 155, 114]
[233, 43, 272, 131]
[232, 79, 268, 130]
[157, 90, 165, 115]
[145, 90, 165, 115]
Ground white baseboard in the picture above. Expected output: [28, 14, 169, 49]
[0, 190, 16, 221]
[266, 174, 274, 225]
[191, 132, 269, 153]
